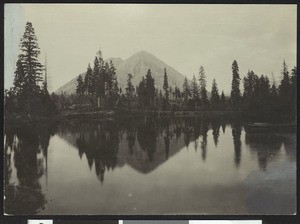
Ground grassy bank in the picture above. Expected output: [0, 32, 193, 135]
[60, 109, 243, 119]
[5, 109, 296, 123]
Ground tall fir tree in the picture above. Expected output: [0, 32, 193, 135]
[42, 55, 49, 96]
[9, 22, 59, 117]
[145, 69, 155, 108]
[93, 56, 101, 97]
[198, 66, 208, 109]
[109, 60, 118, 96]
[175, 86, 181, 99]
[76, 75, 85, 96]
[278, 60, 292, 113]
[97, 50, 106, 97]
[270, 82, 278, 98]
[125, 73, 135, 98]
[230, 60, 241, 110]
[84, 64, 93, 96]
[163, 68, 169, 101]
[220, 91, 226, 109]
[103, 61, 111, 95]
[253, 75, 271, 112]
[13, 58, 26, 95]
[137, 76, 146, 108]
[19, 22, 44, 93]
[169, 86, 173, 100]
[182, 77, 190, 103]
[210, 78, 220, 109]
[191, 74, 199, 100]
[243, 70, 258, 111]
[290, 66, 297, 114]
[163, 68, 169, 109]
[125, 73, 135, 108]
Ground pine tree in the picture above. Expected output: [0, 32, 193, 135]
[162, 68, 169, 109]
[174, 87, 180, 100]
[191, 74, 199, 100]
[163, 68, 169, 101]
[290, 66, 297, 88]
[270, 83, 278, 98]
[97, 50, 105, 97]
[199, 66, 206, 90]
[19, 22, 44, 93]
[182, 77, 190, 103]
[243, 70, 258, 99]
[254, 75, 271, 112]
[278, 60, 292, 113]
[76, 75, 85, 96]
[42, 79, 49, 96]
[278, 61, 290, 98]
[268, 75, 278, 112]
[11, 22, 51, 117]
[112, 78, 119, 97]
[220, 91, 226, 110]
[290, 66, 297, 113]
[125, 73, 135, 98]
[42, 55, 49, 96]
[159, 90, 163, 100]
[174, 87, 177, 99]
[243, 70, 258, 111]
[210, 78, 220, 109]
[145, 69, 155, 108]
[93, 56, 100, 97]
[137, 77, 146, 108]
[199, 66, 208, 110]
[230, 60, 241, 110]
[103, 62, 111, 95]
[13, 58, 26, 95]
[169, 86, 173, 100]
[109, 60, 118, 96]
[84, 64, 93, 96]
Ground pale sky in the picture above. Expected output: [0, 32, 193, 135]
[4, 4, 297, 93]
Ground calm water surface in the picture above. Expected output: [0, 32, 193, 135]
[4, 116, 296, 215]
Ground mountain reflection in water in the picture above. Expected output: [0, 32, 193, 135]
[4, 116, 296, 215]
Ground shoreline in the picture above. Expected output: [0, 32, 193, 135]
[4, 109, 296, 124]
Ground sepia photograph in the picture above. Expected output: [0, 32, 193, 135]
[3, 4, 297, 215]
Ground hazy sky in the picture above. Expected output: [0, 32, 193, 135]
[5, 4, 297, 93]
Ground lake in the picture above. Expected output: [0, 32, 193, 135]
[4, 115, 296, 215]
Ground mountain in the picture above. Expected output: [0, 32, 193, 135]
[56, 50, 187, 94]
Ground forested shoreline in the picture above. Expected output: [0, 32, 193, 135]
[4, 22, 297, 122]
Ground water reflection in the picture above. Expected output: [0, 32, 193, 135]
[211, 118, 221, 146]
[245, 133, 286, 171]
[59, 120, 120, 183]
[4, 116, 296, 214]
[4, 122, 56, 214]
[231, 120, 242, 168]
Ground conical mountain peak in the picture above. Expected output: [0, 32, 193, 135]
[56, 51, 187, 94]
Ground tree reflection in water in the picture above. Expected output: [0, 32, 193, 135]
[137, 116, 158, 162]
[60, 120, 120, 183]
[211, 118, 221, 147]
[4, 115, 295, 214]
[245, 133, 284, 171]
[4, 121, 56, 214]
[231, 119, 242, 168]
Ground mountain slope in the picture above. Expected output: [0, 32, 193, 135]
[56, 51, 187, 95]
